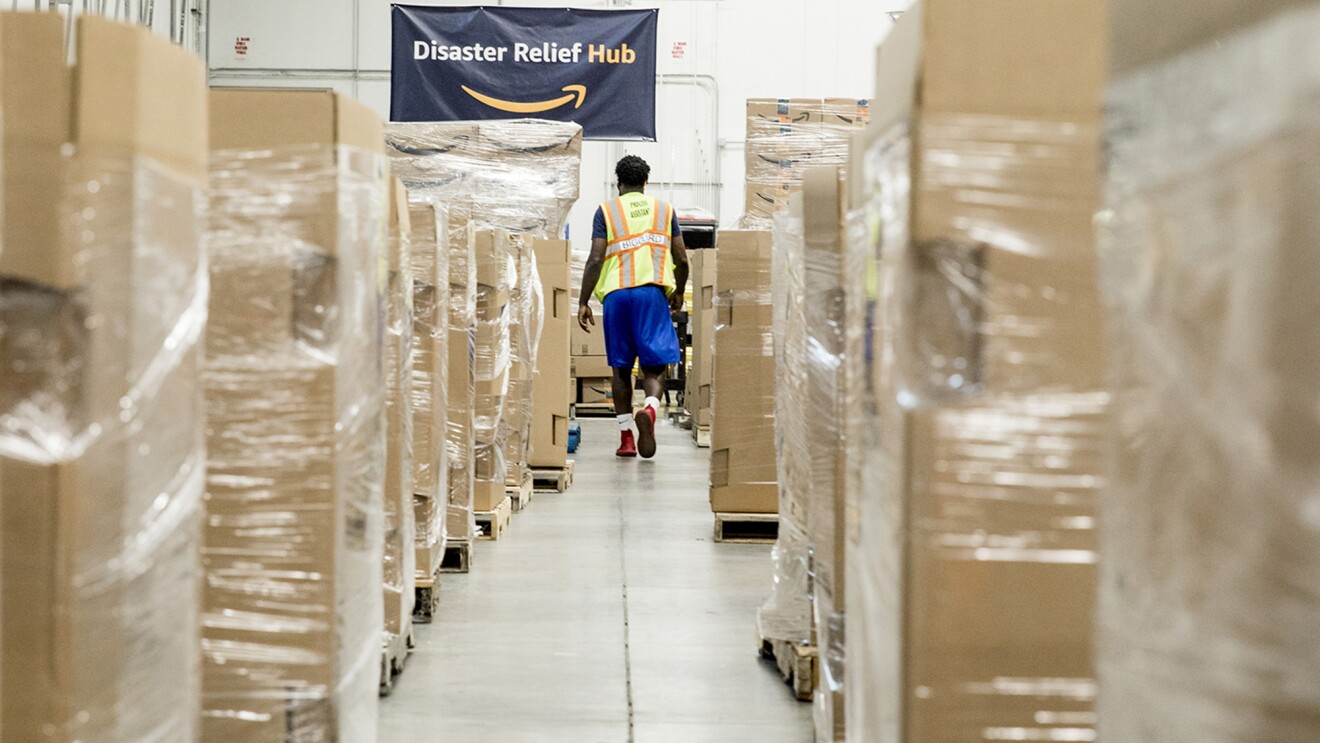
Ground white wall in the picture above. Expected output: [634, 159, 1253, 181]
[206, 0, 910, 236]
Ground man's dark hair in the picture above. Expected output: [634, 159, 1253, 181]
[616, 155, 650, 190]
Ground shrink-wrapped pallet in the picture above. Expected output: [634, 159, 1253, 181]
[204, 89, 387, 742]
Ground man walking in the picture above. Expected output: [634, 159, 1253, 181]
[577, 155, 690, 459]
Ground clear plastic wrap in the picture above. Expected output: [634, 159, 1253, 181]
[385, 118, 583, 300]
[203, 144, 387, 742]
[388, 120, 577, 514]
[1, 151, 206, 743]
[758, 205, 812, 647]
[501, 234, 545, 489]
[384, 183, 417, 649]
[742, 98, 871, 230]
[709, 230, 778, 516]
[846, 107, 1106, 743]
[473, 229, 513, 510]
[408, 196, 449, 578]
[1097, 8, 1320, 742]
[446, 205, 477, 542]
[802, 168, 850, 743]
[761, 167, 856, 742]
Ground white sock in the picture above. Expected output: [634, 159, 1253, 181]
[617, 414, 632, 432]
[644, 396, 661, 412]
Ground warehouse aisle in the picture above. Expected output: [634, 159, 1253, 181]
[379, 414, 811, 742]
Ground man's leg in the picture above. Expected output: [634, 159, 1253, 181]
[612, 365, 638, 458]
[612, 366, 634, 416]
[639, 366, 666, 403]
[633, 366, 666, 460]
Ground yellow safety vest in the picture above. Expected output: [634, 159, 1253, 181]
[594, 192, 676, 302]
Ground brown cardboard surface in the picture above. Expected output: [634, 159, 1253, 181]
[714, 230, 773, 291]
[383, 176, 415, 639]
[576, 377, 614, 405]
[900, 400, 1099, 742]
[710, 483, 779, 514]
[203, 85, 385, 742]
[920, 0, 1106, 119]
[572, 320, 608, 357]
[685, 249, 717, 422]
[572, 354, 613, 379]
[530, 240, 572, 469]
[1, 14, 208, 742]
[473, 479, 506, 513]
[210, 89, 385, 260]
[1, 12, 207, 290]
[875, 0, 1108, 394]
[209, 88, 383, 154]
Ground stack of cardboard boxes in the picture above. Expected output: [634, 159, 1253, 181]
[445, 207, 477, 550]
[383, 179, 418, 656]
[408, 195, 451, 581]
[571, 313, 613, 407]
[685, 248, 717, 443]
[801, 168, 852, 741]
[758, 196, 813, 653]
[204, 88, 388, 741]
[708, 231, 779, 517]
[743, 98, 871, 228]
[0, 13, 208, 740]
[501, 236, 540, 495]
[387, 118, 581, 522]
[473, 230, 514, 516]
[845, 1, 1106, 741]
[530, 239, 574, 471]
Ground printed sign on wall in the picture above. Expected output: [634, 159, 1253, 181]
[391, 5, 658, 141]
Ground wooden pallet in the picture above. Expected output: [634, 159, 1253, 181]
[413, 569, 440, 624]
[759, 638, 817, 702]
[714, 512, 779, 544]
[475, 496, 512, 541]
[380, 621, 415, 696]
[693, 425, 711, 448]
[575, 402, 619, 418]
[531, 460, 575, 493]
[439, 540, 471, 574]
[507, 473, 534, 512]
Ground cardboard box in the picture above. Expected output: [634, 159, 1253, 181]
[0, 13, 207, 742]
[572, 354, 614, 379]
[685, 248, 717, 428]
[709, 230, 777, 515]
[204, 87, 386, 743]
[872, 0, 1107, 396]
[473, 478, 507, 513]
[849, 3, 1107, 740]
[572, 317, 609, 357]
[897, 399, 1102, 742]
[446, 318, 476, 544]
[576, 377, 615, 406]
[530, 239, 573, 469]
[803, 167, 850, 742]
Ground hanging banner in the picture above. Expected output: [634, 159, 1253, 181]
[391, 5, 658, 141]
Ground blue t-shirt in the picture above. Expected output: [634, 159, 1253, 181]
[593, 205, 683, 241]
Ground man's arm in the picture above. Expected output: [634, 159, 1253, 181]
[669, 232, 690, 312]
[577, 237, 609, 331]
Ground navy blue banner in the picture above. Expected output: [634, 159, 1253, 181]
[391, 5, 658, 141]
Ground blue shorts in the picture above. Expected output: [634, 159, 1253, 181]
[603, 285, 681, 370]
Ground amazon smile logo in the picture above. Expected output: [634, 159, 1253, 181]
[462, 85, 587, 113]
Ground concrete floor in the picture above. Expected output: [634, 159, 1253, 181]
[379, 414, 812, 742]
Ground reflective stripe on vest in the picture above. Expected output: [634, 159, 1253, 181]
[594, 193, 676, 302]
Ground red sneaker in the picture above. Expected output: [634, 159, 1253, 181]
[616, 430, 638, 458]
[634, 406, 657, 459]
